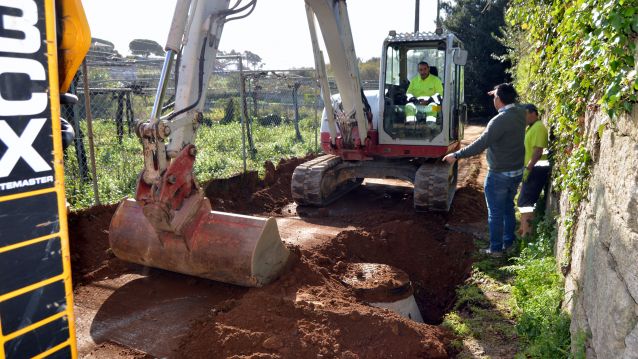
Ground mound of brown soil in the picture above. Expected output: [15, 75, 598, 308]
[318, 219, 473, 323]
[447, 184, 487, 225]
[177, 178, 476, 358]
[177, 246, 457, 359]
[205, 155, 316, 215]
[67, 203, 137, 286]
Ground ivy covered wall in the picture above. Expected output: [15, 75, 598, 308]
[503, 0, 638, 356]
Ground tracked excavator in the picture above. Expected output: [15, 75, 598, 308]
[292, 3, 468, 211]
[109, 0, 467, 287]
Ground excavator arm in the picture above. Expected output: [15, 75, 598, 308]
[139, 0, 249, 185]
[132, 0, 245, 231]
[132, 0, 370, 217]
[109, 0, 290, 287]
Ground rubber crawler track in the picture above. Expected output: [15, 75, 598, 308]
[414, 161, 457, 211]
[291, 155, 361, 206]
[293, 155, 457, 211]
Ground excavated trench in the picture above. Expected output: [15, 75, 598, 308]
[69, 126, 487, 358]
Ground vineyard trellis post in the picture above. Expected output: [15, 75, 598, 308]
[68, 75, 89, 181]
[292, 82, 303, 142]
[217, 54, 249, 172]
[238, 57, 248, 172]
[81, 61, 100, 205]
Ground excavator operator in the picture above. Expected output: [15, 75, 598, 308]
[405, 61, 443, 123]
[407, 61, 443, 99]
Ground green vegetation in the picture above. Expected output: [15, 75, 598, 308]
[556, 146, 592, 270]
[502, 0, 638, 261]
[64, 122, 141, 210]
[573, 330, 589, 359]
[507, 0, 638, 118]
[442, 0, 511, 118]
[358, 57, 381, 81]
[451, 194, 570, 356]
[508, 216, 572, 358]
[445, 205, 571, 357]
[453, 1, 638, 356]
[442, 261, 519, 358]
[64, 117, 319, 210]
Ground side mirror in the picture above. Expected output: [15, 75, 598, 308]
[453, 49, 468, 66]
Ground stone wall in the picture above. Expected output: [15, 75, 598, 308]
[556, 105, 638, 358]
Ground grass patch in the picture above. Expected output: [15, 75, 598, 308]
[444, 265, 518, 356]
[442, 312, 471, 337]
[64, 117, 320, 210]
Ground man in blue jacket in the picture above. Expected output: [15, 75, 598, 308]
[443, 83, 526, 257]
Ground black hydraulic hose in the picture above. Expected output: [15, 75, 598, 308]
[222, 0, 255, 17]
[164, 1, 255, 122]
[360, 88, 371, 112]
[165, 37, 208, 123]
[360, 87, 372, 116]
[224, 1, 257, 23]
[229, 0, 242, 10]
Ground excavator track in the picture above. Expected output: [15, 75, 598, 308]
[413, 161, 458, 212]
[292, 154, 362, 206]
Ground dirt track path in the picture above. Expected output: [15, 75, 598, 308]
[70, 125, 488, 358]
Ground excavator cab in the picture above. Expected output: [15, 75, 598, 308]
[380, 32, 467, 147]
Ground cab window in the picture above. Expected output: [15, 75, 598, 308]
[382, 43, 446, 141]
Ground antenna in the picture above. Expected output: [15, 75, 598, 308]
[435, 0, 443, 35]
[414, 0, 420, 33]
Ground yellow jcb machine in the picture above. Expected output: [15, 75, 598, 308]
[0, 0, 90, 358]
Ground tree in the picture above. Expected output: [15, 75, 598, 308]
[88, 37, 121, 60]
[215, 49, 239, 70]
[358, 57, 380, 81]
[243, 50, 264, 70]
[442, 0, 511, 119]
[324, 57, 380, 81]
[129, 39, 165, 58]
[91, 37, 115, 51]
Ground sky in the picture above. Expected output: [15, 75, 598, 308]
[83, 0, 439, 69]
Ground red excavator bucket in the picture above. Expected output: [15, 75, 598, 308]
[109, 196, 290, 287]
